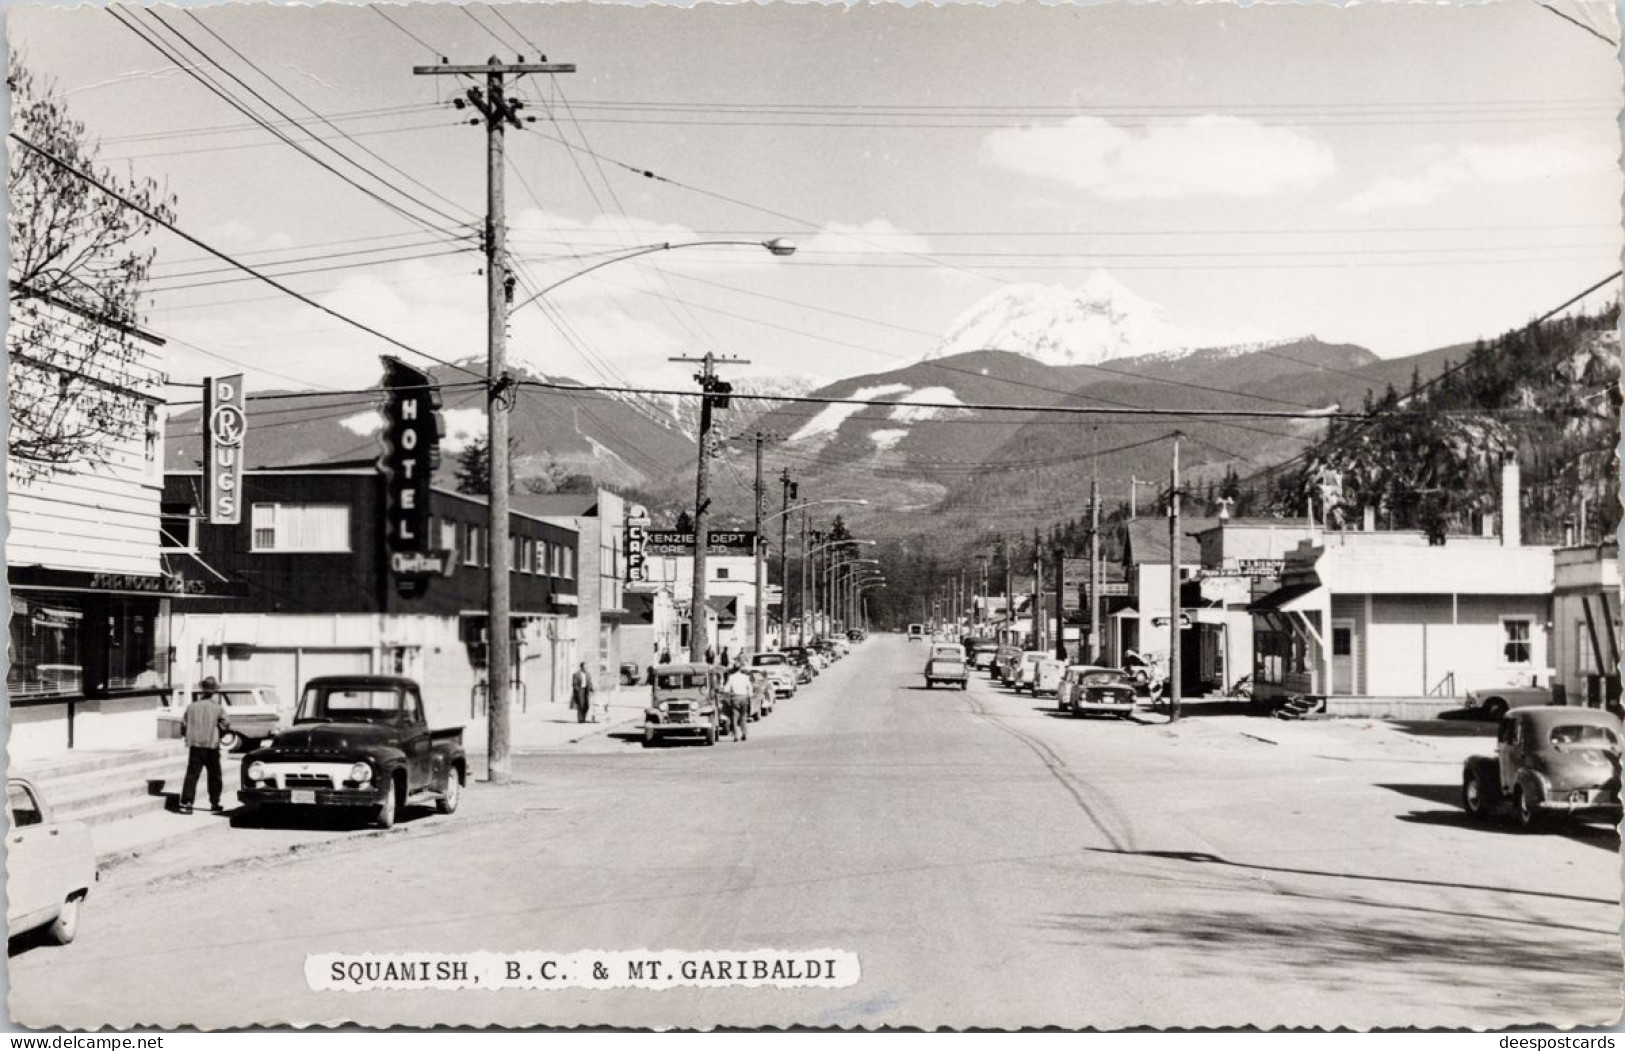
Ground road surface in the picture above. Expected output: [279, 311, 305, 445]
[11, 635, 1620, 1029]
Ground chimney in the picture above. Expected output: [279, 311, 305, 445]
[1362, 506, 1376, 532]
[1500, 456, 1521, 548]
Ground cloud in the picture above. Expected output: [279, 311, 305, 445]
[1337, 135, 1617, 213]
[980, 115, 1335, 199]
[797, 219, 933, 258]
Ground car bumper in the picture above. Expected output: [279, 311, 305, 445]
[645, 721, 712, 735]
[239, 785, 385, 808]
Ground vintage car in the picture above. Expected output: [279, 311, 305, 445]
[967, 640, 1000, 671]
[924, 644, 969, 690]
[749, 652, 798, 700]
[1462, 706, 1623, 829]
[1032, 656, 1067, 697]
[162, 682, 283, 752]
[1013, 650, 1050, 693]
[643, 663, 725, 747]
[1061, 666, 1138, 718]
[780, 647, 819, 682]
[1463, 683, 1554, 721]
[820, 636, 851, 659]
[907, 624, 926, 642]
[993, 645, 1024, 684]
[238, 675, 465, 829]
[619, 661, 642, 687]
[6, 777, 95, 946]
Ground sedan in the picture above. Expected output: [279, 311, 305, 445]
[1463, 683, 1554, 721]
[7, 777, 95, 945]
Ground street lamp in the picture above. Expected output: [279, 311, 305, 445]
[510, 239, 797, 315]
[483, 237, 795, 775]
[830, 557, 881, 633]
[802, 536, 876, 645]
[755, 498, 865, 652]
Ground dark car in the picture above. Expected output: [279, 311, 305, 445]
[1462, 706, 1623, 829]
[619, 661, 641, 687]
[239, 676, 465, 829]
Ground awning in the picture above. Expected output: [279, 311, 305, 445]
[1247, 582, 1322, 614]
[705, 595, 738, 628]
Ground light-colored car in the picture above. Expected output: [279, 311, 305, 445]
[1060, 666, 1138, 718]
[1014, 651, 1049, 693]
[925, 644, 969, 690]
[7, 777, 95, 945]
[749, 652, 798, 700]
[1463, 683, 1554, 721]
[163, 682, 284, 752]
[1032, 656, 1067, 697]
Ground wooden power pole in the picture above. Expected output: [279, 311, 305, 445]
[415, 55, 574, 785]
[670, 351, 746, 663]
[1169, 433, 1184, 723]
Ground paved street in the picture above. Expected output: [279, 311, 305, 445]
[11, 635, 1620, 1030]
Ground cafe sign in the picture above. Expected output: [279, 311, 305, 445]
[625, 524, 648, 582]
[378, 357, 448, 599]
[203, 374, 246, 525]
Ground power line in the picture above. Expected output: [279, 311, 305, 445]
[9, 131, 486, 383]
[1535, 1, 1619, 47]
[369, 5, 446, 60]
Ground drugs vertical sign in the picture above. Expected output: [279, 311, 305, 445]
[203, 374, 246, 525]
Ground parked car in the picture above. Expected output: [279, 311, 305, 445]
[1462, 706, 1623, 829]
[1032, 656, 1067, 698]
[994, 645, 1024, 684]
[781, 647, 819, 681]
[820, 636, 851, 659]
[907, 624, 926, 643]
[1463, 683, 1554, 721]
[1014, 651, 1049, 693]
[163, 683, 284, 752]
[619, 661, 641, 687]
[238, 676, 465, 829]
[749, 652, 798, 700]
[967, 640, 999, 671]
[924, 643, 969, 690]
[642, 663, 725, 747]
[6, 777, 95, 945]
[1060, 666, 1138, 718]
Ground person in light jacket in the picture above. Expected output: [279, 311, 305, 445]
[179, 677, 231, 815]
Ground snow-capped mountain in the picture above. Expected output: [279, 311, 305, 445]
[929, 270, 1272, 367]
[628, 374, 822, 440]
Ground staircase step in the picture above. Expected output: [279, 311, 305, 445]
[67, 793, 172, 829]
[13, 740, 185, 783]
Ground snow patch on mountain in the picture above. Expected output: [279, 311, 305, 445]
[790, 384, 908, 442]
[930, 270, 1271, 367]
[340, 410, 384, 437]
[889, 387, 966, 423]
[869, 428, 909, 452]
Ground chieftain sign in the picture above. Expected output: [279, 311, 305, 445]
[377, 357, 448, 598]
[202, 373, 245, 525]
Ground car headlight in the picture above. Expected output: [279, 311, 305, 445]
[349, 761, 373, 784]
[246, 761, 267, 781]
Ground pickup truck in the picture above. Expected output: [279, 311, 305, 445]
[1462, 706, 1622, 829]
[238, 675, 466, 829]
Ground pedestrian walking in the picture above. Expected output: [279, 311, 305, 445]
[724, 664, 752, 742]
[660, 648, 672, 665]
[571, 662, 595, 724]
[705, 646, 716, 666]
[179, 677, 231, 815]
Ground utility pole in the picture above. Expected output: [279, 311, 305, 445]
[1130, 476, 1145, 519]
[752, 432, 766, 654]
[1031, 529, 1044, 651]
[1004, 537, 1015, 641]
[779, 469, 795, 646]
[416, 54, 575, 785]
[669, 351, 747, 662]
[1054, 548, 1067, 662]
[799, 508, 809, 647]
[1169, 433, 1184, 723]
[1089, 473, 1102, 665]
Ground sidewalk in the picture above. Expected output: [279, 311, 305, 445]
[90, 686, 649, 874]
[465, 685, 647, 755]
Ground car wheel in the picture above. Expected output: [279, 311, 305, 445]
[374, 782, 398, 830]
[435, 771, 462, 815]
[47, 895, 82, 946]
[1462, 771, 1489, 818]
[1482, 698, 1508, 721]
[704, 726, 717, 746]
[1513, 785, 1543, 830]
[218, 730, 243, 752]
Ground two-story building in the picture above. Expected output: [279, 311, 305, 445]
[514, 490, 631, 690]
[163, 464, 579, 731]
[7, 302, 239, 761]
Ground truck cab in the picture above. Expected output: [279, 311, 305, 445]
[238, 676, 466, 829]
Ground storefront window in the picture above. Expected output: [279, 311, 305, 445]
[105, 598, 169, 691]
[7, 595, 84, 697]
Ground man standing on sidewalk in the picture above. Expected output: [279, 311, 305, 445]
[179, 677, 230, 815]
[571, 662, 596, 724]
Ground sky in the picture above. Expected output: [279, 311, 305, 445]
[8, 1, 1624, 395]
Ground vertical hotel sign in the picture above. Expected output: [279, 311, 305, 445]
[378, 357, 447, 598]
[203, 374, 246, 524]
